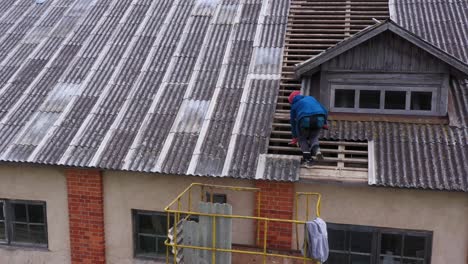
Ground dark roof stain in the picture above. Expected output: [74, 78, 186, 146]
[0, 0, 465, 191]
[0, 0, 288, 180]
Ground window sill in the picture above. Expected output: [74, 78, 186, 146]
[134, 254, 167, 262]
[329, 112, 448, 124]
[0, 243, 49, 252]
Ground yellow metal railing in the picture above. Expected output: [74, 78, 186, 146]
[164, 183, 321, 264]
[295, 192, 322, 250]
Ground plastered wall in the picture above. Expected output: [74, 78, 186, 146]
[103, 171, 256, 263]
[0, 164, 465, 264]
[0, 164, 70, 264]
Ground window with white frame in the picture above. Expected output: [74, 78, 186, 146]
[0, 199, 48, 247]
[330, 84, 439, 115]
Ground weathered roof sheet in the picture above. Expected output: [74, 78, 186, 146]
[0, 0, 288, 179]
[379, 0, 468, 191]
[390, 0, 468, 64]
[0, 0, 466, 190]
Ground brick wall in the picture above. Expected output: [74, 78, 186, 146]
[255, 180, 294, 250]
[66, 169, 105, 264]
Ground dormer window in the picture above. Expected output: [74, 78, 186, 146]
[330, 81, 440, 115]
[295, 21, 468, 118]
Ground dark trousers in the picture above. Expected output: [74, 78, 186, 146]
[297, 116, 322, 156]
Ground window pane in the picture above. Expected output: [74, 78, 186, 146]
[137, 235, 157, 255]
[13, 203, 27, 222]
[28, 204, 45, 223]
[0, 202, 4, 241]
[411, 92, 432, 111]
[329, 229, 346, 250]
[0, 222, 5, 240]
[156, 237, 166, 255]
[359, 90, 381, 109]
[404, 235, 426, 258]
[152, 215, 166, 235]
[385, 91, 406, 110]
[351, 254, 371, 264]
[335, 89, 355, 108]
[0, 202, 4, 220]
[350, 231, 372, 253]
[138, 213, 168, 236]
[326, 252, 348, 264]
[138, 214, 156, 234]
[380, 256, 402, 264]
[206, 193, 227, 204]
[30, 225, 47, 244]
[13, 223, 29, 243]
[381, 233, 402, 256]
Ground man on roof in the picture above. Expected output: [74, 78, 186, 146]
[288, 91, 328, 167]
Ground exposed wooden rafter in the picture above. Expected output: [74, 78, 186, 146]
[268, 0, 390, 158]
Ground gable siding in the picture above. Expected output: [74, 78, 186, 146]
[323, 31, 449, 73]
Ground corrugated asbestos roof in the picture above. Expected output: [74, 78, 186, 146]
[317, 0, 468, 191]
[0, 0, 466, 190]
[379, 0, 468, 191]
[0, 0, 289, 180]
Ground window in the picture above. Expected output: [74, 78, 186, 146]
[335, 89, 356, 108]
[331, 86, 436, 115]
[384, 91, 406, 110]
[206, 193, 227, 204]
[0, 199, 48, 247]
[0, 201, 5, 243]
[359, 90, 380, 109]
[323, 73, 448, 116]
[132, 210, 198, 259]
[133, 210, 168, 258]
[411, 92, 432, 111]
[326, 223, 432, 264]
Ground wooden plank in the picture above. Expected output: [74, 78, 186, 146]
[292, 1, 388, 6]
[300, 166, 368, 182]
[319, 140, 368, 147]
[321, 148, 368, 155]
[290, 10, 389, 15]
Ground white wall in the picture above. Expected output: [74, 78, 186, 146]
[103, 171, 256, 264]
[295, 182, 468, 264]
[0, 164, 70, 264]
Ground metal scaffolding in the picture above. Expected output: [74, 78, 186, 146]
[164, 183, 322, 264]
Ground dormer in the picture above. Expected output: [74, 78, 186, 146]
[295, 20, 468, 118]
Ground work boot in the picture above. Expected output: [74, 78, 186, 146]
[300, 157, 306, 166]
[301, 152, 312, 167]
[315, 150, 323, 161]
[312, 145, 323, 160]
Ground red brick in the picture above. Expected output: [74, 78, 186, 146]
[66, 169, 105, 264]
[254, 180, 294, 250]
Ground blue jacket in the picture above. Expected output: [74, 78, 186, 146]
[290, 95, 328, 137]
